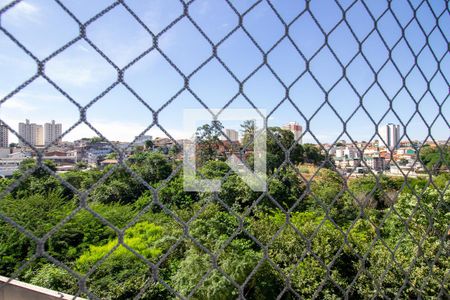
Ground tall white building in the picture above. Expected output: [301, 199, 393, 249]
[282, 122, 303, 144]
[44, 120, 62, 145]
[379, 123, 400, 149]
[18, 119, 43, 147]
[224, 129, 239, 142]
[0, 121, 8, 148]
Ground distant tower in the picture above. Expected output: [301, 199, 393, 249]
[44, 120, 62, 145]
[282, 122, 303, 144]
[224, 129, 239, 142]
[379, 123, 400, 149]
[18, 119, 43, 146]
[0, 121, 8, 148]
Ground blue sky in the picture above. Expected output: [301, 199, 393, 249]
[0, 0, 448, 144]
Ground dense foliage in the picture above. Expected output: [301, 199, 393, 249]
[0, 135, 448, 299]
[420, 145, 450, 174]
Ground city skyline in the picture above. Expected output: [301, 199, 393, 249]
[14, 118, 61, 146]
[1, 118, 446, 146]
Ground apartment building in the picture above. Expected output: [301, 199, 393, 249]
[379, 123, 401, 149]
[44, 120, 62, 145]
[282, 122, 303, 144]
[18, 119, 43, 146]
[0, 121, 8, 148]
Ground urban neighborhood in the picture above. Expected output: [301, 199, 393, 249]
[0, 119, 445, 178]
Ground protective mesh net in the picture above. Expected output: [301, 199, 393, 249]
[0, 0, 449, 299]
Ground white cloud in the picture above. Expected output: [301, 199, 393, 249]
[45, 45, 116, 88]
[17, 91, 66, 103]
[1, 98, 37, 111]
[48, 63, 97, 87]
[4, 1, 41, 24]
[0, 88, 67, 114]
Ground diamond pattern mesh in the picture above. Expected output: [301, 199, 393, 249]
[0, 0, 449, 299]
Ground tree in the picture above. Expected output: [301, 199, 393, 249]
[133, 145, 145, 153]
[171, 239, 261, 299]
[15, 158, 57, 178]
[62, 168, 103, 191]
[89, 136, 104, 144]
[219, 174, 257, 209]
[433, 173, 450, 190]
[266, 127, 293, 172]
[158, 173, 200, 208]
[0, 177, 11, 193]
[266, 127, 306, 172]
[309, 169, 345, 207]
[73, 221, 175, 299]
[354, 188, 450, 298]
[420, 145, 449, 174]
[144, 139, 154, 150]
[249, 211, 358, 299]
[2, 137, 448, 299]
[200, 160, 230, 178]
[347, 175, 405, 209]
[195, 121, 224, 165]
[12, 159, 71, 198]
[197, 162, 304, 212]
[266, 166, 305, 211]
[46, 202, 137, 262]
[302, 144, 325, 165]
[168, 144, 182, 157]
[129, 152, 172, 184]
[75, 161, 88, 170]
[172, 206, 264, 299]
[240, 120, 256, 150]
[0, 191, 74, 275]
[105, 152, 118, 159]
[28, 264, 78, 295]
[307, 168, 360, 224]
[90, 153, 172, 204]
[89, 177, 141, 205]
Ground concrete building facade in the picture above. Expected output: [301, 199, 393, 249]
[44, 120, 62, 146]
[379, 123, 400, 150]
[282, 122, 303, 144]
[0, 121, 8, 148]
[224, 129, 239, 142]
[18, 119, 43, 147]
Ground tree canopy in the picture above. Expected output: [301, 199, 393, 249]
[0, 125, 448, 299]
